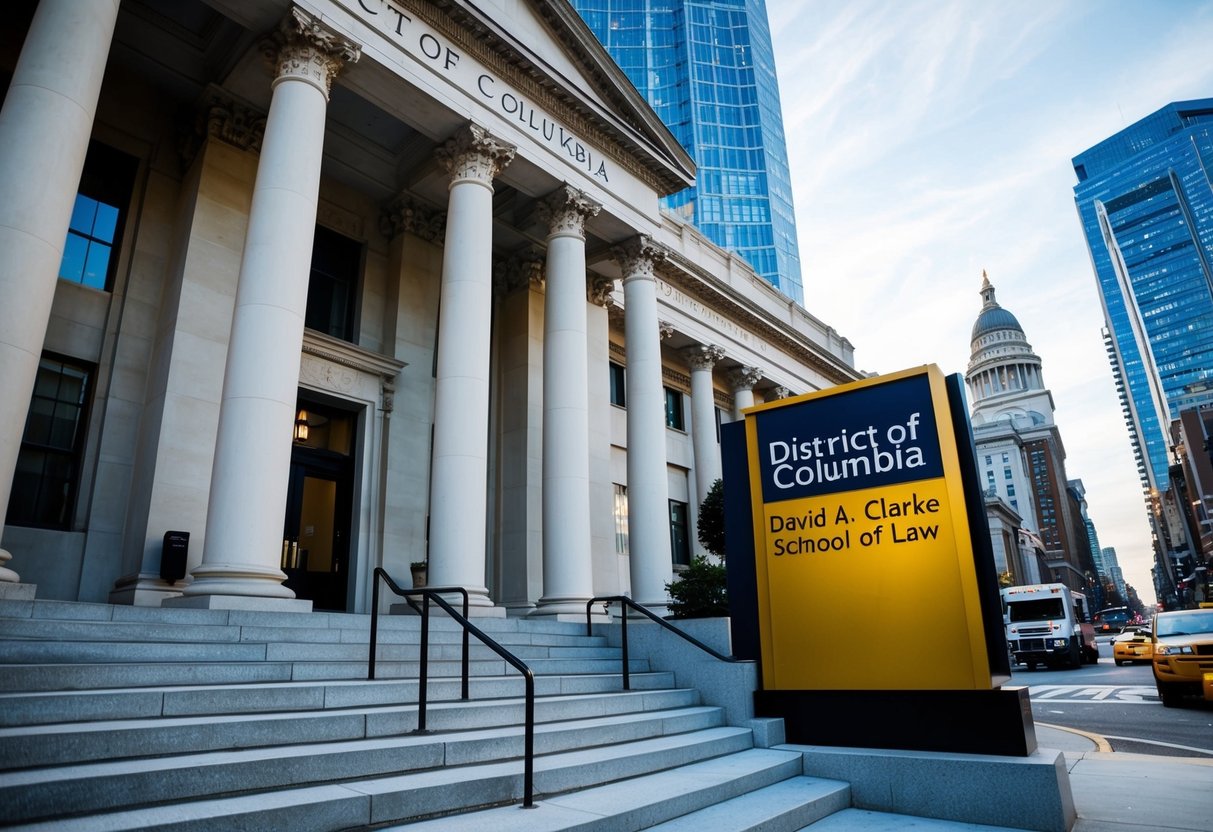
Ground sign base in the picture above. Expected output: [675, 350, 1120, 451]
[755, 686, 1036, 756]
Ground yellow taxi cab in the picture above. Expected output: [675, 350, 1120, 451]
[1151, 608, 1213, 707]
[1112, 625, 1152, 666]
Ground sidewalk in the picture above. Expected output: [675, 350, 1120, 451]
[1035, 724, 1213, 832]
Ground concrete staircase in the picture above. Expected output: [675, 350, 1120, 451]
[0, 598, 1019, 831]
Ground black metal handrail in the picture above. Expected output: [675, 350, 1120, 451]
[586, 595, 742, 690]
[369, 568, 536, 808]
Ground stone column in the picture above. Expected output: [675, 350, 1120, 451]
[427, 124, 515, 608]
[533, 187, 601, 616]
[0, 0, 121, 588]
[682, 345, 725, 507]
[729, 366, 763, 421]
[175, 10, 359, 608]
[617, 237, 673, 610]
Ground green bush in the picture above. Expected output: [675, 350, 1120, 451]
[697, 479, 726, 561]
[667, 556, 728, 619]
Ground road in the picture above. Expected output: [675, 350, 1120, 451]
[1010, 637, 1213, 758]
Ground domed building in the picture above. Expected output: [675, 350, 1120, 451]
[965, 273, 1094, 590]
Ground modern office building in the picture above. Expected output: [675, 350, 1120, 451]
[569, 0, 804, 305]
[1072, 100, 1213, 496]
[0, 0, 858, 613]
[965, 273, 1095, 589]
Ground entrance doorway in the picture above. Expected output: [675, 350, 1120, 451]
[283, 397, 357, 611]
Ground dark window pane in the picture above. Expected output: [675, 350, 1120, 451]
[8, 356, 92, 529]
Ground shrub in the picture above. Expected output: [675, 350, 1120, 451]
[666, 556, 729, 619]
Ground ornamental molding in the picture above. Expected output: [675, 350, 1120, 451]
[435, 123, 516, 186]
[262, 8, 361, 100]
[380, 194, 446, 244]
[301, 329, 406, 382]
[662, 367, 691, 390]
[657, 321, 675, 341]
[652, 254, 858, 386]
[771, 385, 792, 400]
[394, 0, 676, 194]
[681, 344, 726, 371]
[540, 185, 601, 239]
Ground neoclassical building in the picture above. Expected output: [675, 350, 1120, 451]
[0, 0, 859, 615]
[965, 273, 1092, 589]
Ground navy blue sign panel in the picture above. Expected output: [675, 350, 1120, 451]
[754, 373, 943, 503]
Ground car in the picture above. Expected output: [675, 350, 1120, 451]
[1112, 625, 1152, 666]
[1093, 606, 1132, 633]
[1151, 608, 1213, 707]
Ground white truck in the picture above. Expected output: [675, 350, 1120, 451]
[1002, 583, 1099, 670]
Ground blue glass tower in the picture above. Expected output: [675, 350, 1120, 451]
[1072, 100, 1213, 494]
[571, 0, 804, 305]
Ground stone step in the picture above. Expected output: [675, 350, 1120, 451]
[386, 753, 846, 832]
[0, 670, 679, 727]
[0, 599, 597, 636]
[799, 807, 1029, 831]
[0, 720, 749, 826]
[0, 656, 650, 692]
[0, 638, 621, 664]
[0, 616, 609, 648]
[0, 688, 703, 770]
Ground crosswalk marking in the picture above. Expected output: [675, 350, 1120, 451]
[1028, 685, 1159, 703]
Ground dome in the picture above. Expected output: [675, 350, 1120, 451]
[971, 305, 1024, 340]
[969, 271, 1025, 341]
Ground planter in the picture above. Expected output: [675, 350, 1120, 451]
[409, 565, 426, 589]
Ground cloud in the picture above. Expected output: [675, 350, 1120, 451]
[772, 0, 1213, 600]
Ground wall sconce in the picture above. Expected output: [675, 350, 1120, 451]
[293, 409, 309, 442]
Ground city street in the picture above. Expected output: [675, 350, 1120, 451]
[1012, 637, 1213, 758]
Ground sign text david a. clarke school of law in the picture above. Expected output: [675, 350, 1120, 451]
[743, 365, 993, 691]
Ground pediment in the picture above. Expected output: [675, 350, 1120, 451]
[435, 0, 696, 195]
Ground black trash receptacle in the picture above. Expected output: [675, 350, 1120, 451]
[161, 531, 189, 584]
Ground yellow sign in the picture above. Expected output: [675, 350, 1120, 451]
[745, 366, 992, 691]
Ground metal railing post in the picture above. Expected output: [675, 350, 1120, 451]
[416, 593, 430, 733]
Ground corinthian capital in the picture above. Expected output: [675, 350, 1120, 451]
[682, 344, 726, 371]
[263, 7, 361, 100]
[435, 124, 516, 187]
[728, 366, 763, 392]
[587, 274, 616, 307]
[613, 235, 666, 284]
[540, 185, 601, 239]
[380, 195, 446, 244]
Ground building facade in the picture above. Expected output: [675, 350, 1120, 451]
[0, 0, 858, 615]
[965, 273, 1094, 590]
[569, 0, 804, 305]
[1072, 100, 1213, 495]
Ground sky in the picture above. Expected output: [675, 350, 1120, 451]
[768, 0, 1213, 603]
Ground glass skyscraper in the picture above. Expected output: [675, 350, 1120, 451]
[1072, 99, 1213, 494]
[571, 0, 804, 305]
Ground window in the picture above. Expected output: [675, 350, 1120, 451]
[58, 142, 137, 291]
[306, 225, 362, 342]
[7, 356, 92, 529]
[715, 406, 724, 443]
[613, 484, 629, 555]
[669, 499, 690, 566]
[609, 361, 626, 407]
[664, 386, 684, 430]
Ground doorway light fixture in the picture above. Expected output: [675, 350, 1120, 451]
[293, 409, 309, 442]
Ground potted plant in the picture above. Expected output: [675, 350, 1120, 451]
[410, 560, 427, 589]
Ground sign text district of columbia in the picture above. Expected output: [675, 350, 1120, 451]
[745, 366, 993, 692]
